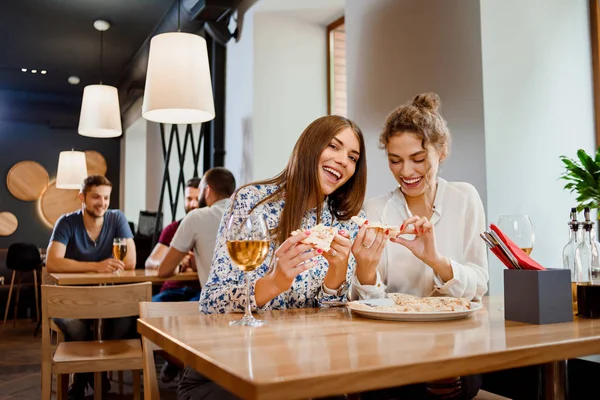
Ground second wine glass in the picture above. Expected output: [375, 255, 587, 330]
[226, 214, 270, 327]
[497, 214, 535, 255]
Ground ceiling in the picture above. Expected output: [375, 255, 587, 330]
[0, 0, 174, 97]
[0, 0, 240, 127]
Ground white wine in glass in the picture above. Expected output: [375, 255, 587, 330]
[226, 214, 269, 327]
[497, 215, 535, 255]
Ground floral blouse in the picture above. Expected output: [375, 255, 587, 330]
[199, 184, 363, 314]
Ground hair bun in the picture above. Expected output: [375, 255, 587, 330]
[412, 92, 441, 112]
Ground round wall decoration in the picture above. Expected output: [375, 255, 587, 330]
[39, 181, 81, 227]
[6, 161, 49, 201]
[84, 150, 107, 176]
[0, 212, 18, 236]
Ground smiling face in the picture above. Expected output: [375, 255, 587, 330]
[318, 127, 361, 196]
[80, 185, 111, 219]
[387, 132, 445, 199]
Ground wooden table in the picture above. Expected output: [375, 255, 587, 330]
[137, 297, 600, 400]
[47, 269, 198, 285]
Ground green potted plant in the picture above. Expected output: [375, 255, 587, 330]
[560, 148, 600, 214]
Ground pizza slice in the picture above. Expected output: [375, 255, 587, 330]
[387, 293, 471, 312]
[292, 223, 338, 252]
[351, 216, 401, 237]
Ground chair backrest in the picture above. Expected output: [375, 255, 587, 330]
[138, 301, 199, 400]
[7, 242, 41, 271]
[42, 282, 152, 320]
[137, 211, 162, 237]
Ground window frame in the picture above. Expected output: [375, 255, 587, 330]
[327, 16, 345, 116]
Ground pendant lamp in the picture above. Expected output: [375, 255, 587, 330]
[142, 0, 215, 124]
[56, 150, 88, 189]
[78, 20, 122, 138]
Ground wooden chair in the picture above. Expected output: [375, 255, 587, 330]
[40, 267, 71, 398]
[41, 282, 152, 400]
[138, 301, 200, 400]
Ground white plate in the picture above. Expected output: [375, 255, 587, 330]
[347, 298, 483, 322]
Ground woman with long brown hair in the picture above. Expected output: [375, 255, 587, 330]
[178, 115, 368, 400]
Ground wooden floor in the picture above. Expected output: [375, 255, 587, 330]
[0, 319, 177, 399]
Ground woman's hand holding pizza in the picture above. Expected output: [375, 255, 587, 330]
[268, 230, 321, 293]
[352, 221, 389, 285]
[391, 215, 452, 281]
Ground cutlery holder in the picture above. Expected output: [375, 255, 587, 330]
[503, 268, 572, 324]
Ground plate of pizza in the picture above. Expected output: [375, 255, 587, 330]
[347, 293, 482, 321]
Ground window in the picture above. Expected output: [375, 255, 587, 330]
[327, 17, 346, 117]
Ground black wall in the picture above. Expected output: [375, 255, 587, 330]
[0, 120, 121, 249]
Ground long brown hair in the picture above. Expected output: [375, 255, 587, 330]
[243, 115, 366, 246]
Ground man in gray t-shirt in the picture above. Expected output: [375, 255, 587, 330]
[156, 167, 236, 286]
[46, 175, 136, 398]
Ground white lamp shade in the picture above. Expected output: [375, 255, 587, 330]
[56, 151, 88, 190]
[142, 32, 215, 124]
[78, 84, 122, 138]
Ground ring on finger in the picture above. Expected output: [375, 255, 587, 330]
[361, 243, 372, 249]
[328, 249, 337, 257]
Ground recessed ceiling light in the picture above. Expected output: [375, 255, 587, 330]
[31, 70, 37, 74]
[21, 68, 27, 72]
[93, 20, 111, 32]
[68, 76, 80, 85]
[41, 70, 47, 74]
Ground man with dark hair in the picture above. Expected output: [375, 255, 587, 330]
[158, 167, 236, 284]
[145, 178, 202, 302]
[155, 167, 236, 382]
[46, 175, 136, 398]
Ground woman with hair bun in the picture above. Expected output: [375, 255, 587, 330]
[354, 92, 489, 400]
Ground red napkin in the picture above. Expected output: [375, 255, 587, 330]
[489, 223, 546, 270]
[489, 245, 517, 269]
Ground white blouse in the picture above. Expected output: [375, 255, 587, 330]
[352, 178, 489, 301]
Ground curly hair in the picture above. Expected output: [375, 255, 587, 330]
[380, 92, 451, 155]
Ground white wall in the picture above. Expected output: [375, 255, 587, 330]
[225, 3, 256, 186]
[345, 0, 488, 204]
[481, 0, 595, 295]
[124, 117, 148, 223]
[252, 11, 328, 180]
[225, 0, 342, 185]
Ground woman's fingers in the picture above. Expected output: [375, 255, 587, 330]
[276, 230, 311, 256]
[400, 215, 420, 231]
[331, 231, 352, 248]
[282, 243, 317, 262]
[289, 248, 321, 266]
[413, 217, 430, 234]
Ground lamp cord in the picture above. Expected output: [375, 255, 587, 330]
[100, 29, 103, 85]
[177, 0, 181, 32]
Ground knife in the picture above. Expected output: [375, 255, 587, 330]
[488, 230, 521, 269]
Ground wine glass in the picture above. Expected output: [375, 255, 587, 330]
[112, 238, 127, 275]
[226, 214, 269, 327]
[497, 215, 535, 255]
